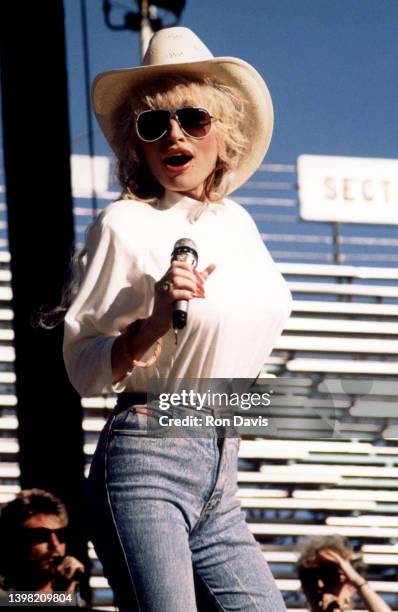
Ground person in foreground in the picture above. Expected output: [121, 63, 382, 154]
[63, 27, 291, 611]
[0, 489, 85, 595]
[297, 535, 392, 612]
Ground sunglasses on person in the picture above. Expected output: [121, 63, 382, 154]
[21, 526, 68, 546]
[135, 107, 213, 142]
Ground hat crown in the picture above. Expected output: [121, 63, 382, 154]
[142, 27, 213, 67]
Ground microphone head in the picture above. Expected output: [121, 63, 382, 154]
[171, 238, 198, 267]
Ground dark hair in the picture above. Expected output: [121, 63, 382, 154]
[0, 489, 68, 589]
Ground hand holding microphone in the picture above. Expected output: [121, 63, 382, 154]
[151, 238, 215, 338]
[51, 555, 85, 593]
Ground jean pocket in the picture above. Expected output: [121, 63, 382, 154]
[110, 408, 172, 437]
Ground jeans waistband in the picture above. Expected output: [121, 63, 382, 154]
[116, 392, 222, 416]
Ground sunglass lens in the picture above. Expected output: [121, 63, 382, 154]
[137, 110, 169, 141]
[22, 526, 68, 545]
[177, 108, 212, 138]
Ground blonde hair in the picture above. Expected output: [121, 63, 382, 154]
[112, 74, 248, 202]
[36, 74, 249, 328]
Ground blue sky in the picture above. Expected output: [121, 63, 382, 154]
[64, 0, 398, 165]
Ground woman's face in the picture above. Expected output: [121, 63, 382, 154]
[140, 107, 219, 200]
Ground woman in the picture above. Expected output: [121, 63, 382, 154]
[63, 27, 291, 611]
[297, 535, 392, 612]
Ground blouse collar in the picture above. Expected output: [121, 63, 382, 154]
[156, 190, 225, 222]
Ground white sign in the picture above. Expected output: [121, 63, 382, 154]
[298, 154, 398, 224]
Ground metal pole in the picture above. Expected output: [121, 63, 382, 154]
[333, 222, 342, 265]
[80, 0, 97, 215]
[140, 0, 153, 58]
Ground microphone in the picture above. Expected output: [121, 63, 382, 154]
[171, 238, 198, 333]
[52, 556, 85, 583]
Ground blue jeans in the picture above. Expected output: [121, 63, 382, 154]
[86, 395, 286, 612]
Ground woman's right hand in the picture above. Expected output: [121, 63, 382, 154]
[149, 261, 216, 335]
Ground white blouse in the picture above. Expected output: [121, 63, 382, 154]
[63, 190, 292, 397]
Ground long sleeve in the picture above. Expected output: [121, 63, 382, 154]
[63, 204, 148, 397]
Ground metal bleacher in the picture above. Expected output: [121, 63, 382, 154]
[1, 161, 398, 609]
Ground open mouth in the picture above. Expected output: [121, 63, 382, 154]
[163, 154, 193, 167]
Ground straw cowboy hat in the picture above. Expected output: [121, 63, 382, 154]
[92, 27, 273, 194]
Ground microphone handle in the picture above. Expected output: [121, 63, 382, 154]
[173, 300, 188, 330]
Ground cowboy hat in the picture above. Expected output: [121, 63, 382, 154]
[92, 27, 273, 194]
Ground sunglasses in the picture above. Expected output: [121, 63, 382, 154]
[136, 107, 213, 142]
[21, 526, 68, 546]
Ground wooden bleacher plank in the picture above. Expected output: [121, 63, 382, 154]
[259, 465, 398, 478]
[317, 378, 398, 398]
[240, 498, 377, 511]
[298, 454, 398, 466]
[287, 281, 398, 298]
[294, 489, 398, 502]
[284, 317, 398, 335]
[350, 402, 398, 418]
[262, 551, 398, 566]
[238, 471, 340, 485]
[0, 439, 19, 453]
[362, 544, 398, 553]
[0, 287, 12, 300]
[287, 358, 398, 375]
[326, 515, 398, 527]
[276, 335, 398, 354]
[274, 578, 398, 593]
[0, 416, 17, 429]
[239, 439, 391, 456]
[292, 299, 398, 316]
[237, 488, 288, 498]
[0, 347, 15, 362]
[238, 471, 398, 488]
[0, 372, 16, 383]
[249, 523, 398, 539]
[277, 262, 398, 280]
[0, 462, 20, 477]
[0, 394, 17, 406]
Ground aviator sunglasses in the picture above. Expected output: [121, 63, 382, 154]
[21, 526, 68, 546]
[135, 107, 213, 143]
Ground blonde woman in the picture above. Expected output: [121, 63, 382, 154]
[63, 27, 291, 611]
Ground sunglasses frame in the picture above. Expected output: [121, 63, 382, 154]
[135, 107, 214, 143]
[21, 526, 68, 546]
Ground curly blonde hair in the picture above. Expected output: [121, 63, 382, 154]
[111, 73, 249, 202]
[35, 74, 249, 329]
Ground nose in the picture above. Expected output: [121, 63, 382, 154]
[166, 117, 185, 141]
[49, 532, 63, 553]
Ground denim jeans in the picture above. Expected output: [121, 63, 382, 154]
[86, 395, 286, 612]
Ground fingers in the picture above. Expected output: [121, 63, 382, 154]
[159, 261, 207, 299]
[56, 556, 84, 579]
[195, 263, 216, 283]
[318, 549, 338, 563]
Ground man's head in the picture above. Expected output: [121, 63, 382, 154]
[0, 489, 68, 590]
[296, 535, 363, 611]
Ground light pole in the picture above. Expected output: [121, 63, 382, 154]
[103, 0, 186, 59]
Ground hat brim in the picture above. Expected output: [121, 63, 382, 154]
[92, 57, 273, 194]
